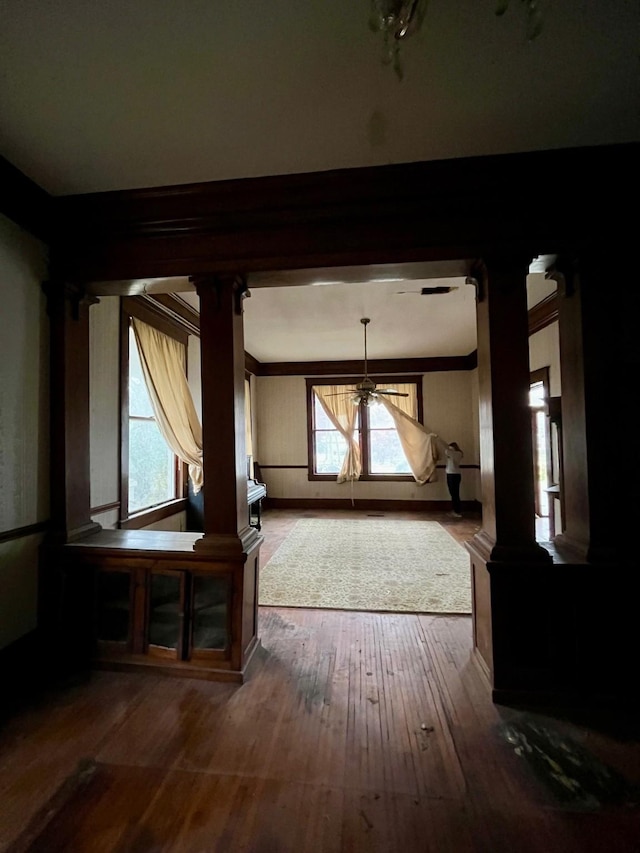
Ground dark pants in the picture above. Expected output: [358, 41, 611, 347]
[446, 473, 462, 514]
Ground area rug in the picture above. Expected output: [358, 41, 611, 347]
[259, 518, 471, 613]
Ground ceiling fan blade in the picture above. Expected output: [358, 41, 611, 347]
[377, 389, 410, 397]
[323, 389, 358, 396]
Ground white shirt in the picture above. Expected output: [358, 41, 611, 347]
[445, 449, 463, 475]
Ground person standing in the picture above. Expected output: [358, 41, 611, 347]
[436, 438, 464, 518]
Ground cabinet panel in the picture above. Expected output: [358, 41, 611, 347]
[95, 569, 133, 646]
[191, 574, 230, 656]
[147, 571, 184, 659]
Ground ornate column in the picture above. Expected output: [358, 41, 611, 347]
[43, 281, 102, 543]
[192, 274, 260, 556]
[469, 257, 552, 563]
[190, 274, 262, 676]
[466, 257, 552, 696]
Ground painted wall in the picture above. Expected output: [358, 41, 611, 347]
[90, 296, 120, 527]
[0, 213, 49, 649]
[529, 321, 561, 397]
[254, 371, 480, 503]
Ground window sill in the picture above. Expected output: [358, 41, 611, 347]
[309, 474, 415, 483]
[119, 498, 188, 530]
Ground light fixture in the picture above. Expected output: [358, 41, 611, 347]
[369, 1, 425, 79]
[369, 0, 543, 80]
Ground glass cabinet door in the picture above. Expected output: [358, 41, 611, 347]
[191, 574, 229, 653]
[147, 571, 183, 657]
[96, 569, 133, 649]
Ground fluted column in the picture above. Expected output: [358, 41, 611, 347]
[192, 274, 259, 556]
[43, 281, 102, 543]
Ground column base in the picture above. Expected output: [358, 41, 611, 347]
[467, 529, 553, 564]
[193, 524, 262, 557]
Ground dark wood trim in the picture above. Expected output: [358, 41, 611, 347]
[147, 294, 200, 336]
[305, 374, 424, 387]
[0, 520, 49, 545]
[257, 354, 476, 376]
[528, 292, 558, 336]
[258, 465, 308, 470]
[264, 497, 482, 513]
[259, 463, 478, 470]
[119, 498, 189, 530]
[50, 144, 636, 281]
[90, 501, 121, 517]
[0, 155, 53, 242]
[245, 351, 261, 375]
[122, 297, 189, 345]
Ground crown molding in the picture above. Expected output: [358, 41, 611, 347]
[49, 143, 637, 281]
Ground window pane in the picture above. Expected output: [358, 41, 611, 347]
[129, 328, 155, 417]
[368, 403, 395, 428]
[314, 430, 350, 474]
[129, 420, 176, 511]
[529, 380, 545, 409]
[370, 429, 411, 474]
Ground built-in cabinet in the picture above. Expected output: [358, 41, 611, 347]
[41, 530, 260, 682]
[95, 565, 231, 663]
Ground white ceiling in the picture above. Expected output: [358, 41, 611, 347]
[0, 2, 612, 362]
[178, 270, 555, 363]
[1, 0, 638, 196]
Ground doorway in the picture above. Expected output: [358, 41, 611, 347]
[530, 367, 552, 541]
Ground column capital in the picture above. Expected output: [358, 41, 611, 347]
[469, 253, 534, 301]
[544, 254, 578, 298]
[42, 280, 100, 319]
[190, 273, 250, 315]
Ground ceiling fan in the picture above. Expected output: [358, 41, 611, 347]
[327, 318, 409, 406]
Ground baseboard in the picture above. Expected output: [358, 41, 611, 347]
[264, 498, 482, 513]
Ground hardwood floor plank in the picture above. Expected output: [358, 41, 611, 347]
[1, 509, 638, 852]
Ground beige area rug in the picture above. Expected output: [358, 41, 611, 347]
[259, 518, 472, 614]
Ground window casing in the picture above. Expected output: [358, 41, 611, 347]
[306, 376, 423, 481]
[127, 325, 179, 513]
[120, 300, 188, 525]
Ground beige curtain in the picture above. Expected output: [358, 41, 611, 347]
[314, 385, 361, 482]
[379, 394, 439, 485]
[132, 318, 204, 493]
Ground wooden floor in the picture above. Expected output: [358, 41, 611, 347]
[1, 509, 639, 852]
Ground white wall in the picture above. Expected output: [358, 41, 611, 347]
[529, 322, 561, 397]
[255, 371, 480, 503]
[0, 213, 49, 649]
[90, 296, 120, 527]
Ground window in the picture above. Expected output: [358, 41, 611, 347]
[120, 299, 188, 524]
[127, 326, 177, 512]
[529, 367, 551, 520]
[307, 377, 423, 481]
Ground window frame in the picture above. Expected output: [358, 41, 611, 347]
[306, 375, 424, 482]
[119, 298, 189, 529]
